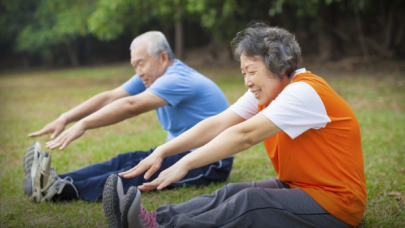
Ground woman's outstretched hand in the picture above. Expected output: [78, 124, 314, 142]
[119, 147, 164, 181]
[137, 160, 189, 191]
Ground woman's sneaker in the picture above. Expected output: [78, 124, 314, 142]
[22, 142, 41, 195]
[103, 174, 126, 228]
[122, 187, 161, 228]
[102, 174, 162, 228]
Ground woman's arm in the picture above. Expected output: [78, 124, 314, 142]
[119, 109, 245, 179]
[139, 113, 281, 191]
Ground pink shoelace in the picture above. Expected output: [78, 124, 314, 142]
[139, 205, 157, 228]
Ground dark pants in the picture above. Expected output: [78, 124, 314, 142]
[60, 148, 233, 201]
[156, 179, 352, 228]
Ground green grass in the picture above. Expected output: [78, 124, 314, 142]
[0, 64, 404, 227]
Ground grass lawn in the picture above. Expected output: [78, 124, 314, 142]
[0, 63, 404, 227]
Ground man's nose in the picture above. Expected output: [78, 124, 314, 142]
[137, 68, 144, 77]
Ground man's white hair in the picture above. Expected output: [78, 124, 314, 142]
[130, 31, 175, 60]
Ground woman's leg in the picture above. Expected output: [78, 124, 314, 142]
[156, 179, 286, 224]
[157, 179, 351, 228]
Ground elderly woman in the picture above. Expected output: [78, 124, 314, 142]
[102, 23, 366, 228]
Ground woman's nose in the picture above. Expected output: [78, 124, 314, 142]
[245, 78, 253, 88]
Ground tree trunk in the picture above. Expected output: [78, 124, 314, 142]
[209, 34, 219, 60]
[66, 42, 79, 67]
[86, 33, 92, 67]
[175, 21, 183, 59]
[22, 53, 30, 69]
[316, 1, 340, 62]
[162, 23, 172, 49]
[354, 4, 370, 62]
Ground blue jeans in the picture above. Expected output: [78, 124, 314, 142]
[60, 148, 233, 201]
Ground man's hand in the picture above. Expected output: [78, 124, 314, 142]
[119, 148, 165, 180]
[45, 121, 85, 150]
[138, 160, 189, 191]
[28, 117, 67, 139]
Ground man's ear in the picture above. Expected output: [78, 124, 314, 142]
[160, 51, 169, 64]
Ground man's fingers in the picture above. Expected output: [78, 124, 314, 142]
[28, 129, 48, 137]
[50, 130, 60, 140]
[59, 139, 70, 150]
[46, 136, 64, 150]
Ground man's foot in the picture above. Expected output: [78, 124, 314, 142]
[22, 142, 41, 195]
[31, 152, 55, 202]
[103, 174, 126, 228]
[41, 170, 80, 202]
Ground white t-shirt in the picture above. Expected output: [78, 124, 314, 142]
[229, 68, 331, 139]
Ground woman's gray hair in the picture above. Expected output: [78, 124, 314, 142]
[130, 31, 175, 60]
[231, 22, 301, 79]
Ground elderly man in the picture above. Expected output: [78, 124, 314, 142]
[24, 31, 233, 203]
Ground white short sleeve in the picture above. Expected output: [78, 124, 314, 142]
[229, 90, 258, 119]
[261, 82, 331, 139]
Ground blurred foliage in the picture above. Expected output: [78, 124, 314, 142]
[15, 0, 95, 52]
[0, 0, 404, 67]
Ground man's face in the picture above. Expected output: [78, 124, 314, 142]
[130, 44, 164, 88]
[240, 55, 289, 106]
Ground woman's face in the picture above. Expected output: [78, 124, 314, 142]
[240, 55, 290, 106]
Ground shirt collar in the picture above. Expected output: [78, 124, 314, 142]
[290, 68, 306, 82]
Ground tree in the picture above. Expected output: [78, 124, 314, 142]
[13, 0, 96, 67]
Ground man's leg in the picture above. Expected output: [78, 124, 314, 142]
[50, 149, 155, 201]
[169, 156, 233, 188]
[58, 150, 232, 201]
[75, 151, 228, 201]
[157, 179, 351, 228]
[59, 148, 155, 181]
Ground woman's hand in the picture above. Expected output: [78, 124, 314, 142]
[119, 147, 165, 180]
[138, 160, 190, 191]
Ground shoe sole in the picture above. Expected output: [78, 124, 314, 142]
[103, 174, 122, 228]
[24, 142, 42, 196]
[121, 186, 138, 228]
[23, 142, 41, 195]
[125, 187, 142, 228]
[31, 152, 50, 203]
[23, 142, 41, 174]
[23, 175, 32, 195]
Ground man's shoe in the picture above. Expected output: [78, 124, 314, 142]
[41, 169, 79, 202]
[31, 152, 56, 203]
[103, 174, 126, 228]
[22, 142, 41, 195]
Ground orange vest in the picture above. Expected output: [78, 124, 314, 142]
[259, 72, 366, 226]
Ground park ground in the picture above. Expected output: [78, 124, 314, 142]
[0, 59, 404, 227]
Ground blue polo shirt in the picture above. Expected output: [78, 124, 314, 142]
[121, 59, 229, 141]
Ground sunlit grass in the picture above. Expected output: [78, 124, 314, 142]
[0, 64, 404, 227]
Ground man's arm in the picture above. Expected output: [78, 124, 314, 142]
[45, 91, 168, 150]
[119, 109, 245, 180]
[29, 87, 130, 139]
[138, 113, 281, 191]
